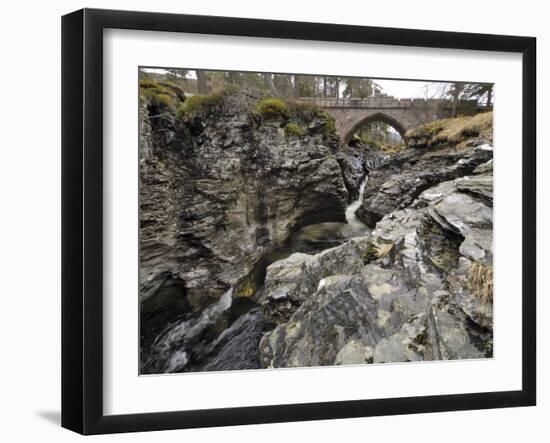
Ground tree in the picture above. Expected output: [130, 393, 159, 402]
[463, 83, 494, 107]
[343, 78, 374, 99]
[273, 74, 293, 97]
[165, 68, 188, 81]
[195, 70, 209, 94]
[293, 75, 301, 98]
[432, 81, 493, 116]
[295, 75, 318, 97]
[263, 73, 274, 91]
[449, 83, 464, 117]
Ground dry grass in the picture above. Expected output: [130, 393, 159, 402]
[406, 111, 493, 147]
[467, 262, 493, 305]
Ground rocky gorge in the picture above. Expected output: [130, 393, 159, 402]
[139, 80, 494, 373]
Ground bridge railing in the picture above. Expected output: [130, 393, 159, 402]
[298, 96, 489, 109]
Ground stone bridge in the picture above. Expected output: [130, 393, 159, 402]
[300, 97, 488, 143]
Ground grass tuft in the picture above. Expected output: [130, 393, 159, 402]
[406, 111, 493, 147]
[467, 262, 493, 305]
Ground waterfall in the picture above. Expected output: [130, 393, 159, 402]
[345, 175, 369, 235]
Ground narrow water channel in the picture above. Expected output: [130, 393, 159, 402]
[345, 175, 369, 235]
[141, 175, 370, 374]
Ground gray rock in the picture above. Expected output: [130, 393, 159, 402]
[205, 309, 265, 371]
[336, 145, 366, 202]
[258, 236, 370, 322]
[260, 275, 379, 368]
[334, 340, 374, 365]
[139, 106, 348, 306]
[455, 174, 493, 200]
[356, 144, 493, 228]
[473, 159, 493, 175]
[432, 192, 493, 264]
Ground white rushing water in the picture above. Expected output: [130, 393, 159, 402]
[345, 175, 369, 235]
[146, 288, 234, 373]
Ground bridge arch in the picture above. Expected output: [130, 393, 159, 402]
[343, 112, 408, 145]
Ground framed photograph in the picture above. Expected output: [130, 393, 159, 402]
[62, 8, 536, 435]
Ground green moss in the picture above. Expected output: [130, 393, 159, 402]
[139, 79, 183, 110]
[255, 98, 290, 120]
[287, 101, 319, 120]
[141, 88, 175, 108]
[316, 110, 336, 134]
[284, 122, 306, 137]
[139, 78, 158, 89]
[176, 93, 224, 118]
[358, 135, 383, 150]
[156, 93, 175, 107]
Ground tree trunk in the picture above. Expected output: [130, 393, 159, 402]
[335, 78, 340, 99]
[196, 70, 209, 94]
[486, 88, 493, 107]
[263, 73, 274, 90]
[451, 84, 462, 118]
[323, 77, 327, 98]
[293, 75, 300, 98]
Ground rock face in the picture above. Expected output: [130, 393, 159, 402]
[259, 166, 494, 366]
[335, 145, 366, 202]
[140, 83, 493, 372]
[139, 92, 349, 309]
[259, 130, 494, 367]
[356, 142, 493, 228]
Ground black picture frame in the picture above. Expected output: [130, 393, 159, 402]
[61, 8, 537, 435]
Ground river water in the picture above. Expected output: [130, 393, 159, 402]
[345, 175, 369, 235]
[141, 175, 370, 374]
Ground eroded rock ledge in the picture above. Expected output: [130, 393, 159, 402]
[139, 91, 349, 309]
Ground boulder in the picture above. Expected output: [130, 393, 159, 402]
[260, 275, 379, 368]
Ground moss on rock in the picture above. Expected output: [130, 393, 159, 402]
[255, 98, 290, 120]
[284, 122, 306, 137]
[176, 93, 224, 118]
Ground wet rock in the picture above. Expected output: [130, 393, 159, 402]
[335, 145, 366, 202]
[289, 222, 353, 254]
[205, 309, 265, 371]
[140, 104, 348, 305]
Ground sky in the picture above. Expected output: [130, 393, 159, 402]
[375, 79, 444, 99]
[142, 68, 447, 99]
